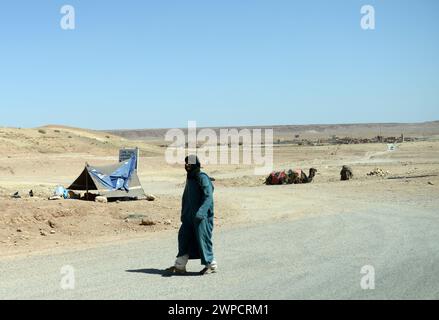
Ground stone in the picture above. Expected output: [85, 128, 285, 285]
[146, 194, 157, 201]
[367, 168, 389, 177]
[140, 218, 156, 226]
[12, 192, 21, 199]
[95, 196, 108, 203]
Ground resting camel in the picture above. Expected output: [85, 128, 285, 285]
[265, 168, 317, 185]
[340, 165, 353, 181]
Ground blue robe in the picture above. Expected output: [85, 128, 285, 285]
[177, 172, 215, 265]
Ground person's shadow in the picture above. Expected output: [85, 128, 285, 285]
[126, 268, 201, 277]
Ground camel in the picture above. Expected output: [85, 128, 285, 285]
[265, 168, 317, 185]
[296, 168, 317, 183]
[340, 165, 353, 181]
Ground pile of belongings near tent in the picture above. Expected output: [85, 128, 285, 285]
[340, 165, 353, 181]
[48, 186, 70, 200]
[48, 186, 82, 201]
[367, 168, 390, 177]
[265, 168, 317, 185]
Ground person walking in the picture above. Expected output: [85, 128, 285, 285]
[166, 155, 217, 275]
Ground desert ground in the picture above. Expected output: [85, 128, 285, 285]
[0, 123, 439, 260]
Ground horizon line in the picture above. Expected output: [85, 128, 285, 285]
[1, 120, 438, 132]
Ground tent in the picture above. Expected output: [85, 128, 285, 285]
[68, 156, 146, 200]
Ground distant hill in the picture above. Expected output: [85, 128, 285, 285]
[0, 125, 162, 156]
[105, 121, 439, 142]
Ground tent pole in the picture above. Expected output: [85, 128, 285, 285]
[86, 166, 89, 201]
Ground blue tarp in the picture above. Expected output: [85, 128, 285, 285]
[89, 156, 137, 192]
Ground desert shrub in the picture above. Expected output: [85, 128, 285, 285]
[38, 129, 46, 134]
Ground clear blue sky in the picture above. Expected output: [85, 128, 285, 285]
[0, 0, 438, 129]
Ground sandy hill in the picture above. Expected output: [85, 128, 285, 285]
[0, 125, 163, 156]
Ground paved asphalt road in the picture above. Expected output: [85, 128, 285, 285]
[1, 207, 438, 300]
